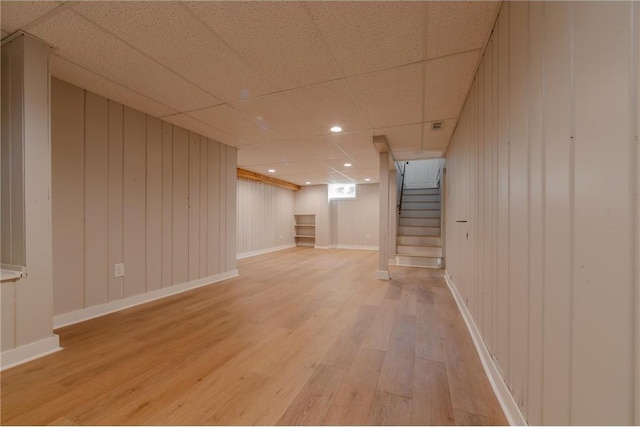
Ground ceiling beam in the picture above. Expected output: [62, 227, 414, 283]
[237, 168, 301, 191]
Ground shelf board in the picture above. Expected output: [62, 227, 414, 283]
[294, 224, 315, 227]
[295, 235, 315, 238]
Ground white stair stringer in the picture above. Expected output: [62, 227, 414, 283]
[395, 186, 443, 269]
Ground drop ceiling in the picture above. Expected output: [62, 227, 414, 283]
[1, 1, 500, 185]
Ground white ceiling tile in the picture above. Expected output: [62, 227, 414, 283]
[162, 113, 247, 148]
[50, 55, 177, 118]
[426, 1, 500, 59]
[29, 9, 221, 112]
[71, 2, 276, 103]
[283, 80, 369, 133]
[237, 142, 311, 166]
[306, 1, 426, 76]
[342, 168, 380, 183]
[423, 119, 456, 150]
[374, 123, 422, 153]
[232, 93, 326, 139]
[188, 105, 282, 145]
[425, 50, 480, 121]
[1, 1, 62, 33]
[185, 1, 342, 91]
[331, 132, 379, 169]
[348, 63, 423, 128]
[277, 173, 325, 186]
[285, 136, 347, 160]
[321, 157, 359, 174]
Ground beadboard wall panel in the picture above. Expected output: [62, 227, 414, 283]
[236, 178, 295, 256]
[444, 2, 638, 425]
[51, 78, 237, 317]
[331, 183, 379, 248]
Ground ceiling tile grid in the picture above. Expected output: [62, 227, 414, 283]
[1, 1, 502, 185]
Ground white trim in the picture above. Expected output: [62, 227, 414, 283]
[444, 271, 527, 426]
[335, 244, 379, 251]
[314, 245, 330, 249]
[376, 270, 390, 280]
[1, 335, 61, 370]
[53, 269, 239, 329]
[236, 243, 296, 260]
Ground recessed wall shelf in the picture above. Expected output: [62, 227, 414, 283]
[294, 214, 315, 247]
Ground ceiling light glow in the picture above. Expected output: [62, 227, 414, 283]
[364, 178, 371, 182]
[268, 169, 275, 173]
[330, 126, 342, 133]
[305, 181, 311, 184]
[344, 163, 352, 167]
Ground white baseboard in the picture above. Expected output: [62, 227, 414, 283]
[1, 335, 61, 370]
[236, 243, 296, 260]
[376, 270, 390, 280]
[444, 271, 527, 426]
[314, 245, 329, 249]
[53, 269, 239, 329]
[335, 244, 379, 251]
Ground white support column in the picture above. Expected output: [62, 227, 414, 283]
[377, 151, 390, 280]
[1, 33, 59, 369]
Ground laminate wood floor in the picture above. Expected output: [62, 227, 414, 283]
[1, 248, 507, 426]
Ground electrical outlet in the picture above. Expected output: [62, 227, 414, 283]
[114, 263, 125, 278]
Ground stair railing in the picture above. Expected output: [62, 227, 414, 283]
[397, 161, 408, 215]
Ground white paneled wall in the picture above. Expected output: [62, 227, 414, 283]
[237, 178, 295, 257]
[51, 78, 237, 317]
[445, 2, 638, 425]
[331, 183, 379, 249]
[403, 158, 444, 189]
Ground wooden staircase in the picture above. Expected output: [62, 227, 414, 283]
[396, 187, 443, 268]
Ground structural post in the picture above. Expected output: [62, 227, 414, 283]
[377, 151, 390, 280]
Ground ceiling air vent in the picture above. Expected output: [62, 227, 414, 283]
[431, 121, 444, 131]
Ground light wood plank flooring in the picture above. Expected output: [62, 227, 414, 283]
[1, 248, 507, 425]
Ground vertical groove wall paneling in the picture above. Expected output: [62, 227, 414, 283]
[571, 3, 635, 424]
[207, 139, 221, 276]
[146, 116, 162, 292]
[51, 80, 85, 314]
[172, 126, 189, 286]
[225, 147, 237, 271]
[444, 2, 638, 424]
[122, 106, 147, 297]
[188, 132, 201, 281]
[161, 121, 173, 288]
[199, 140, 208, 277]
[107, 100, 124, 302]
[84, 92, 109, 307]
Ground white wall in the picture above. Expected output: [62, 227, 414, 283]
[237, 178, 295, 257]
[444, 2, 638, 425]
[330, 183, 379, 249]
[403, 158, 444, 189]
[1, 35, 57, 360]
[50, 78, 237, 318]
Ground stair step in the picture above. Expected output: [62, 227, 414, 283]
[400, 210, 440, 218]
[401, 201, 440, 210]
[396, 245, 443, 257]
[401, 194, 439, 202]
[398, 225, 440, 236]
[397, 235, 441, 246]
[403, 194, 439, 202]
[398, 218, 440, 227]
[395, 255, 443, 269]
[403, 188, 440, 195]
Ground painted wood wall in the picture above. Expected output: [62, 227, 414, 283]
[403, 158, 444, 189]
[51, 78, 237, 317]
[236, 178, 295, 257]
[330, 183, 379, 249]
[444, 2, 638, 425]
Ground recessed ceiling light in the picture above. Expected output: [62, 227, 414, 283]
[365, 178, 371, 182]
[330, 126, 342, 133]
[305, 181, 311, 185]
[344, 163, 352, 167]
[268, 169, 275, 173]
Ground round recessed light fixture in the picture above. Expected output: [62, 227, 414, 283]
[268, 169, 275, 173]
[364, 178, 371, 182]
[330, 126, 342, 133]
[344, 163, 352, 167]
[305, 181, 311, 185]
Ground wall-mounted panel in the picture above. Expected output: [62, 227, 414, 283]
[444, 2, 638, 425]
[50, 78, 237, 317]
